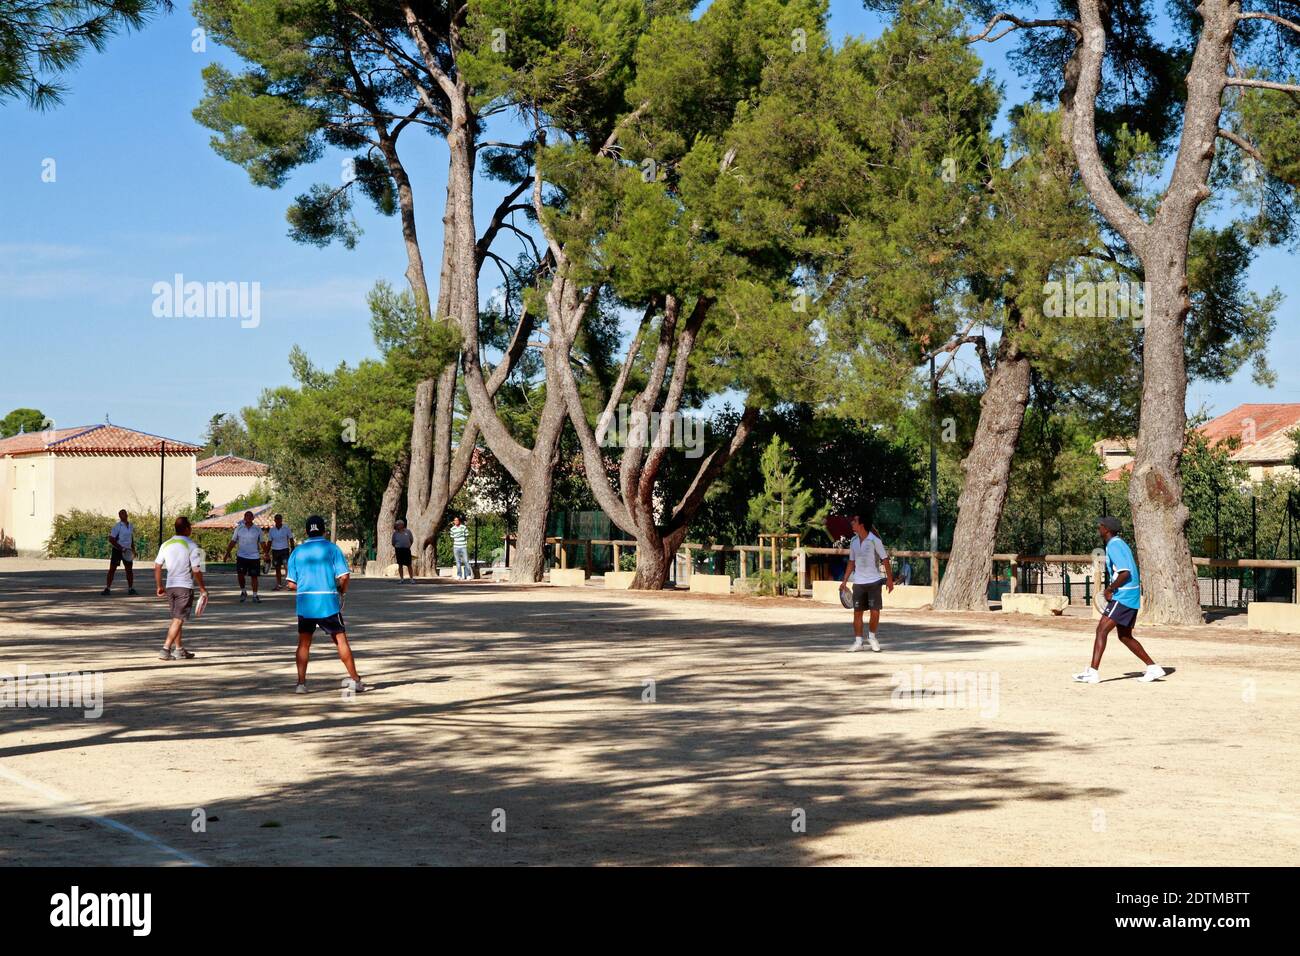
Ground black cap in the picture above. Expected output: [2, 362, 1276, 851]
[306, 515, 327, 537]
[1098, 516, 1121, 534]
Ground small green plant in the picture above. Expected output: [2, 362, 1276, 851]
[746, 437, 829, 595]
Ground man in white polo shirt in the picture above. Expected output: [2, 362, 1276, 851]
[222, 511, 266, 603]
[266, 514, 295, 590]
[153, 516, 207, 661]
[839, 510, 894, 652]
[103, 509, 138, 596]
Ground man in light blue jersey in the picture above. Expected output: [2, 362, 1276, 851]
[1073, 516, 1167, 684]
[285, 515, 365, 695]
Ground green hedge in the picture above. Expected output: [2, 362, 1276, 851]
[47, 510, 230, 563]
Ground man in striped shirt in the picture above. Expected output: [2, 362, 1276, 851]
[449, 515, 471, 580]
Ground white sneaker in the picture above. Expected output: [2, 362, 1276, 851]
[252, 593, 261, 603]
[240, 591, 247, 603]
[294, 683, 307, 694]
[848, 637, 863, 653]
[1138, 665, 1167, 683]
[1072, 667, 1100, 683]
[868, 636, 881, 653]
[342, 677, 367, 693]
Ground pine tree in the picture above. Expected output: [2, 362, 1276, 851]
[746, 436, 828, 594]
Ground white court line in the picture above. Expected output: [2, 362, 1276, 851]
[0, 762, 206, 867]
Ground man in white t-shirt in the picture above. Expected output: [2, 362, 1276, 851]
[839, 511, 894, 652]
[222, 511, 266, 603]
[266, 514, 295, 590]
[153, 516, 207, 660]
[103, 509, 138, 596]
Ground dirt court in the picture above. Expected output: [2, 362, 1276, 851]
[1, 561, 1298, 866]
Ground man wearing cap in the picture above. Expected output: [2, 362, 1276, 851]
[1074, 516, 1167, 684]
[285, 515, 365, 694]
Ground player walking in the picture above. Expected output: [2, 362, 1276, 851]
[267, 514, 295, 590]
[152, 517, 207, 661]
[1073, 516, 1168, 684]
[286, 515, 365, 695]
[839, 512, 894, 652]
[222, 511, 265, 603]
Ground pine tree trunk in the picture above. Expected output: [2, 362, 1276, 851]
[508, 383, 568, 583]
[374, 454, 408, 572]
[1060, 0, 1231, 625]
[628, 525, 686, 591]
[1128, 267, 1203, 623]
[630, 536, 671, 590]
[933, 347, 1032, 611]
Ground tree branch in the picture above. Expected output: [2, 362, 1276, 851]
[967, 13, 1080, 44]
[1217, 127, 1266, 166]
[1237, 11, 1300, 38]
[1225, 77, 1300, 95]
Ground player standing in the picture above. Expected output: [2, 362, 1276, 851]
[286, 514, 365, 694]
[103, 509, 138, 596]
[267, 514, 295, 590]
[222, 511, 265, 603]
[450, 515, 471, 580]
[152, 517, 207, 661]
[1073, 516, 1168, 684]
[839, 511, 894, 652]
[392, 519, 415, 581]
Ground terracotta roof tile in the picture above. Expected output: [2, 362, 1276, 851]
[1197, 403, 1300, 445]
[0, 424, 200, 457]
[196, 454, 269, 477]
[193, 503, 277, 530]
[1196, 404, 1300, 466]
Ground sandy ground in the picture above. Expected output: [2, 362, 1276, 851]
[1, 560, 1298, 866]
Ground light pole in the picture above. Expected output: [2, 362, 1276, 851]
[157, 439, 165, 551]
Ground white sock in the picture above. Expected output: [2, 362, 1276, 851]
[869, 631, 877, 640]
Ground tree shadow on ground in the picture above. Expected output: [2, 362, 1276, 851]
[0, 572, 1114, 865]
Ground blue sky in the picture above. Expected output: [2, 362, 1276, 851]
[0, 0, 1294, 443]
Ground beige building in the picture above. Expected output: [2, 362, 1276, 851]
[0, 425, 200, 555]
[196, 454, 271, 508]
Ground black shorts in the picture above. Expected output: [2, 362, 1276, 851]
[298, 613, 346, 637]
[272, 548, 291, 569]
[852, 582, 883, 611]
[395, 547, 413, 567]
[110, 547, 133, 569]
[236, 557, 261, 577]
[1102, 600, 1138, 628]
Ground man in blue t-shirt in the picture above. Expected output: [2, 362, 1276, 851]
[1074, 516, 1167, 684]
[285, 515, 365, 695]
